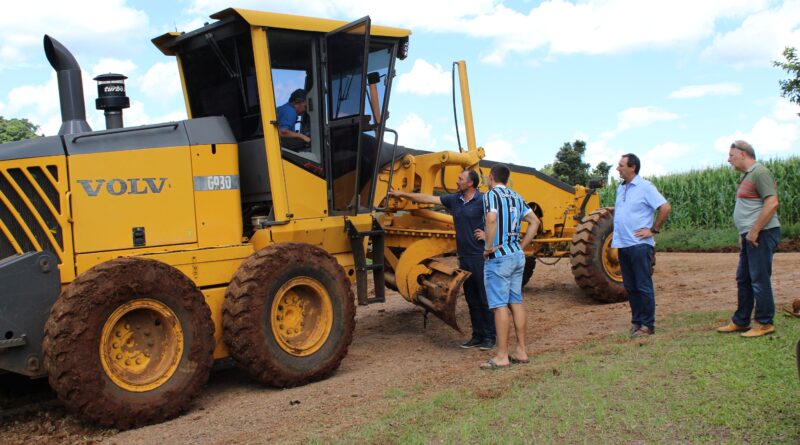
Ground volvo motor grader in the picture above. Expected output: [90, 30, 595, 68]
[0, 8, 622, 428]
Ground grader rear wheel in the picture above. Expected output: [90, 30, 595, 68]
[521, 255, 536, 289]
[569, 208, 627, 303]
[42, 258, 215, 429]
[222, 243, 355, 387]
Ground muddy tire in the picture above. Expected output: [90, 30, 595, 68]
[796, 339, 800, 380]
[222, 243, 355, 387]
[42, 257, 215, 429]
[570, 208, 627, 303]
[521, 255, 536, 289]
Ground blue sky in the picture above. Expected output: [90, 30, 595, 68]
[1, 0, 799, 177]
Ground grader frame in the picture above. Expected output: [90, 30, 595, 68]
[0, 8, 624, 429]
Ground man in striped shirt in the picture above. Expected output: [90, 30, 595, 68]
[480, 164, 540, 370]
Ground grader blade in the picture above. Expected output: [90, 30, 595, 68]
[415, 259, 470, 332]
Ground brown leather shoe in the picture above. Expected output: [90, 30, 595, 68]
[631, 326, 654, 337]
[740, 323, 775, 338]
[716, 322, 749, 333]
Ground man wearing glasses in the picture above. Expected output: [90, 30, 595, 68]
[717, 140, 781, 337]
[613, 154, 671, 337]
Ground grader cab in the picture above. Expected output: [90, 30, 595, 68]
[0, 8, 624, 429]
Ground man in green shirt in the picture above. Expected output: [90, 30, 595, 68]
[717, 140, 781, 337]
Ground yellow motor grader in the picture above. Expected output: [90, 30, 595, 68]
[0, 8, 622, 428]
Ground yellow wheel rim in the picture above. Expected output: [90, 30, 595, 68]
[270, 277, 333, 357]
[601, 235, 623, 282]
[100, 299, 184, 392]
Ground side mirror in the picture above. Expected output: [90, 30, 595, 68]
[587, 177, 605, 189]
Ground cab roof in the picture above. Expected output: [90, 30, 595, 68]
[153, 8, 411, 55]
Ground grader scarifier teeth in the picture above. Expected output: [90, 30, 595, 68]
[415, 259, 470, 332]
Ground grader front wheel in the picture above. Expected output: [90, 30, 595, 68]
[222, 243, 355, 387]
[569, 208, 627, 303]
[42, 258, 215, 429]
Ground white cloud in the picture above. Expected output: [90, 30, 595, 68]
[470, 0, 768, 64]
[669, 82, 742, 99]
[599, 106, 679, 140]
[772, 98, 800, 121]
[4, 58, 141, 135]
[156, 110, 189, 123]
[440, 127, 473, 152]
[393, 113, 435, 149]
[91, 59, 137, 78]
[396, 59, 452, 96]
[2, 58, 183, 135]
[483, 138, 520, 164]
[4, 74, 60, 119]
[187, 0, 497, 30]
[2, 73, 80, 135]
[118, 101, 150, 128]
[187, 0, 771, 65]
[175, 18, 207, 34]
[714, 99, 800, 157]
[640, 142, 694, 176]
[585, 139, 623, 172]
[587, 105, 684, 175]
[139, 62, 183, 102]
[589, 140, 694, 177]
[701, 1, 800, 68]
[0, 0, 149, 68]
[572, 131, 589, 141]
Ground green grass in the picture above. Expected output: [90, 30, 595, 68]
[315, 312, 800, 444]
[654, 222, 800, 251]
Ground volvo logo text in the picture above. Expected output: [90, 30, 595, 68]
[77, 178, 168, 197]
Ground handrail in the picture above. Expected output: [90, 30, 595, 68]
[71, 123, 180, 143]
[375, 127, 399, 211]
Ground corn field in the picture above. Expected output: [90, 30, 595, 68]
[598, 157, 800, 230]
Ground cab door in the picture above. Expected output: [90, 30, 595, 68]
[322, 17, 371, 215]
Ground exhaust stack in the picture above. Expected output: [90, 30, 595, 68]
[43, 35, 91, 135]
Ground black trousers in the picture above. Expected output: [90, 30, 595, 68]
[459, 256, 496, 341]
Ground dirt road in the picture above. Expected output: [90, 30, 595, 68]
[2, 252, 799, 444]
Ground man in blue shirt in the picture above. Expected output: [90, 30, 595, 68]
[481, 164, 539, 370]
[276, 89, 310, 151]
[389, 170, 497, 350]
[612, 153, 672, 337]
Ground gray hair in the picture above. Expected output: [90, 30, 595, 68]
[731, 140, 756, 159]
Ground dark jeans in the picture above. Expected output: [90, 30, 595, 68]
[460, 256, 496, 341]
[732, 227, 780, 326]
[618, 244, 656, 331]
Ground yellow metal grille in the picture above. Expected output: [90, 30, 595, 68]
[0, 164, 64, 262]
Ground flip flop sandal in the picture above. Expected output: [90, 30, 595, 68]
[509, 356, 530, 364]
[480, 358, 511, 370]
[782, 305, 800, 318]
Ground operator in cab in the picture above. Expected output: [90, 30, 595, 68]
[276, 88, 311, 151]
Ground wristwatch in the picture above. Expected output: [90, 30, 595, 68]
[650, 227, 660, 234]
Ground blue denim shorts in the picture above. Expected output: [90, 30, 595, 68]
[484, 251, 525, 309]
